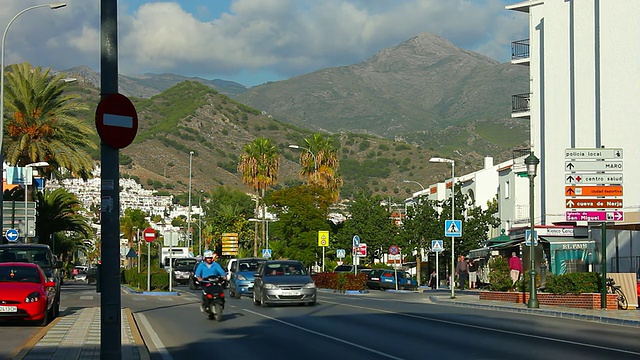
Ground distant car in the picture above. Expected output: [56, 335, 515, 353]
[0, 262, 57, 325]
[0, 244, 62, 317]
[172, 258, 198, 285]
[253, 260, 317, 307]
[366, 269, 418, 291]
[228, 257, 266, 298]
[334, 265, 370, 273]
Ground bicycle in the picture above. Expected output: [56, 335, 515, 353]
[606, 278, 628, 310]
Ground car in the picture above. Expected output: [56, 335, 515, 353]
[172, 258, 198, 285]
[334, 265, 370, 274]
[228, 257, 266, 298]
[226, 258, 237, 281]
[366, 269, 418, 291]
[0, 244, 62, 318]
[253, 260, 317, 307]
[0, 262, 57, 325]
[188, 261, 202, 290]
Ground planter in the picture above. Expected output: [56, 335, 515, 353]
[479, 291, 618, 310]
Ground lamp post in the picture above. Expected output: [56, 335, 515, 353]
[402, 179, 425, 191]
[525, 151, 540, 308]
[187, 151, 193, 250]
[24, 161, 49, 242]
[429, 157, 455, 299]
[288, 144, 317, 183]
[0, 2, 66, 237]
[198, 189, 203, 256]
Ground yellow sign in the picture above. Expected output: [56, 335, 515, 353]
[318, 231, 329, 247]
[221, 233, 239, 255]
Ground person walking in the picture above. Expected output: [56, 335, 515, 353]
[455, 255, 469, 290]
[509, 252, 522, 289]
[468, 260, 477, 289]
[428, 270, 438, 290]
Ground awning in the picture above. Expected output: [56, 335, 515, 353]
[468, 247, 490, 259]
[539, 236, 593, 244]
[488, 239, 524, 250]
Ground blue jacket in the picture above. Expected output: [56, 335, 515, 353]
[195, 261, 226, 279]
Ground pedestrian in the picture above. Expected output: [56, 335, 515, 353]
[429, 270, 437, 290]
[509, 252, 522, 289]
[455, 255, 469, 290]
[468, 260, 477, 289]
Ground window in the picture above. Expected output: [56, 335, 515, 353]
[503, 180, 510, 199]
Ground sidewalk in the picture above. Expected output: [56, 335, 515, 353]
[11, 307, 149, 360]
[424, 288, 640, 327]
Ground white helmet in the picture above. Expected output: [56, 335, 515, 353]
[203, 250, 214, 258]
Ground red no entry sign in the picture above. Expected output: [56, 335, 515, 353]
[143, 227, 156, 242]
[95, 93, 139, 149]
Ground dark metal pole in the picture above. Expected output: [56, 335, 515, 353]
[601, 222, 607, 309]
[527, 153, 539, 309]
[100, 1, 121, 358]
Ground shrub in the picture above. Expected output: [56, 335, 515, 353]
[488, 256, 512, 291]
[122, 267, 170, 291]
[311, 272, 367, 292]
[543, 272, 599, 294]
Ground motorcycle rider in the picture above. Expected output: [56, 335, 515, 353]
[196, 250, 226, 312]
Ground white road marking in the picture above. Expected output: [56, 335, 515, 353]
[136, 312, 173, 360]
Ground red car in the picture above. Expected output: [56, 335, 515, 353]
[0, 262, 57, 325]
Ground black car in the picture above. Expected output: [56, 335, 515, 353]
[188, 261, 202, 289]
[0, 243, 63, 318]
[172, 258, 198, 285]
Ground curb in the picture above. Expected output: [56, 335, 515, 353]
[125, 308, 151, 360]
[10, 316, 63, 360]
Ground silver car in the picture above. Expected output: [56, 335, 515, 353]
[253, 260, 317, 307]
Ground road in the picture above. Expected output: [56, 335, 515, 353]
[134, 288, 640, 360]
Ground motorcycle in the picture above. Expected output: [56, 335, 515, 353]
[201, 275, 225, 321]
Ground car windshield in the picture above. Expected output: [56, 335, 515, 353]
[238, 260, 264, 272]
[0, 266, 41, 283]
[265, 263, 307, 276]
[0, 249, 51, 268]
[175, 259, 197, 267]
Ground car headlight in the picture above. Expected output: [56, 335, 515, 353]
[303, 283, 316, 289]
[264, 283, 278, 290]
[237, 274, 247, 281]
[25, 292, 41, 303]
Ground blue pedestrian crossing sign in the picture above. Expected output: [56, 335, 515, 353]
[444, 220, 462, 237]
[5, 228, 19, 242]
[431, 240, 444, 253]
[525, 230, 538, 246]
[262, 249, 272, 258]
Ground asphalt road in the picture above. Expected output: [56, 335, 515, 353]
[133, 287, 640, 360]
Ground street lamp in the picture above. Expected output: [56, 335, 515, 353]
[430, 157, 455, 299]
[402, 179, 425, 191]
[288, 144, 317, 183]
[0, 2, 66, 238]
[198, 189, 203, 256]
[525, 151, 540, 308]
[187, 151, 194, 250]
[24, 161, 49, 242]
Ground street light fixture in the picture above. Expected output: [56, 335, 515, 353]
[402, 179, 425, 191]
[0, 2, 66, 238]
[288, 144, 317, 183]
[187, 151, 194, 250]
[198, 189, 203, 256]
[525, 151, 540, 308]
[429, 157, 455, 299]
[24, 161, 49, 242]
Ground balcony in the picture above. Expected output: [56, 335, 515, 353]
[511, 93, 530, 118]
[511, 39, 530, 65]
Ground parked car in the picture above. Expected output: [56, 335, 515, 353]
[228, 257, 266, 298]
[0, 244, 62, 317]
[0, 262, 57, 325]
[334, 265, 370, 273]
[253, 260, 317, 306]
[366, 269, 418, 291]
[188, 261, 202, 290]
[172, 258, 198, 285]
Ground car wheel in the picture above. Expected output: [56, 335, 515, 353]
[229, 288, 236, 298]
[233, 288, 241, 299]
[253, 291, 260, 306]
[188, 278, 196, 290]
[39, 308, 50, 326]
[260, 294, 268, 307]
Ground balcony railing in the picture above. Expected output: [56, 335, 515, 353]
[511, 39, 530, 60]
[511, 93, 530, 113]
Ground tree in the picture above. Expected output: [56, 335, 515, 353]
[265, 185, 333, 267]
[3, 63, 97, 179]
[35, 188, 93, 258]
[120, 208, 149, 248]
[237, 137, 279, 256]
[296, 133, 343, 200]
[400, 198, 443, 284]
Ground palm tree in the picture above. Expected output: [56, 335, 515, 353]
[298, 133, 343, 200]
[35, 188, 93, 258]
[3, 63, 97, 179]
[237, 137, 279, 256]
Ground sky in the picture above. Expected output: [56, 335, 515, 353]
[0, 1, 528, 87]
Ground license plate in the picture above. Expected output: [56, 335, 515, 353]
[280, 290, 300, 296]
[0, 305, 17, 313]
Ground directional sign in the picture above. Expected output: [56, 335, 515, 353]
[318, 231, 329, 247]
[5, 228, 19, 242]
[352, 235, 360, 247]
[565, 198, 623, 209]
[444, 220, 462, 237]
[565, 211, 624, 222]
[565, 148, 623, 159]
[565, 186, 623, 197]
[431, 240, 444, 253]
[565, 173, 622, 185]
[95, 93, 139, 149]
[565, 160, 623, 172]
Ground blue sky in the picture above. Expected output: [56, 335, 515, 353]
[1, 1, 527, 87]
